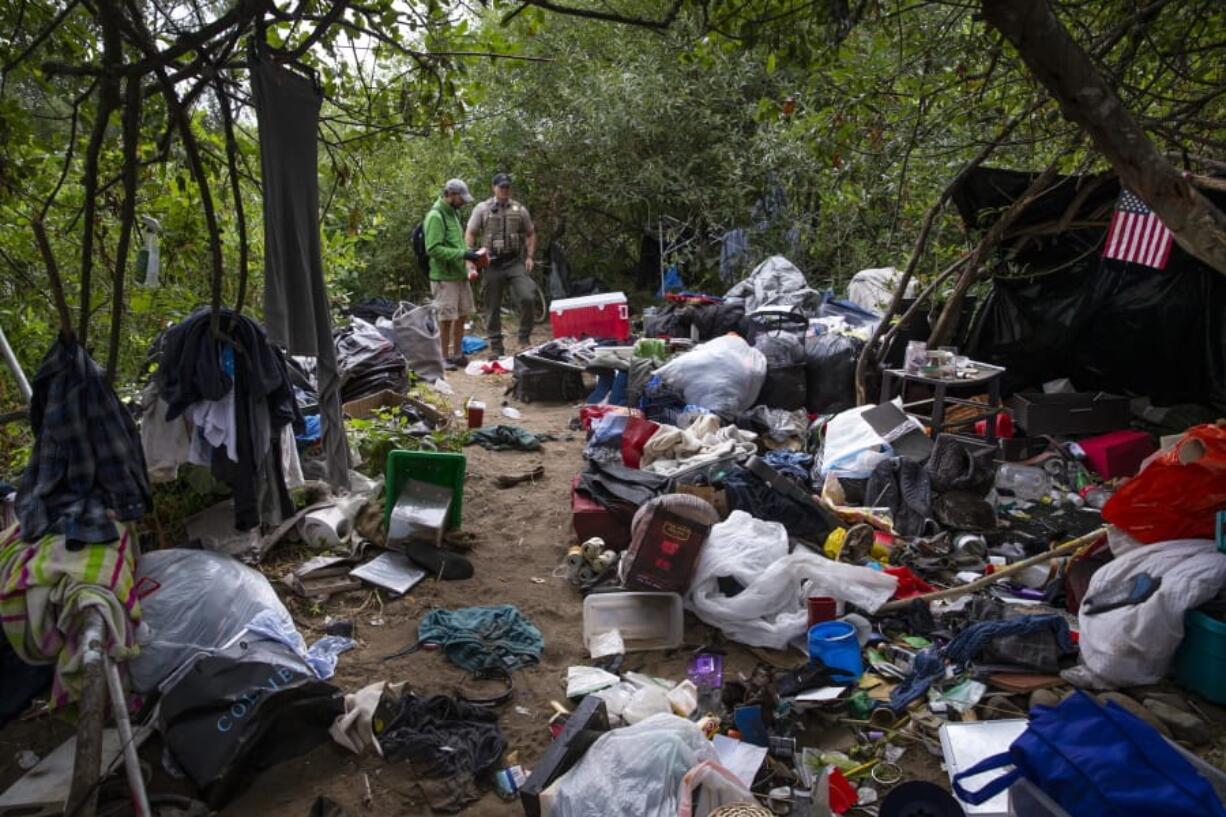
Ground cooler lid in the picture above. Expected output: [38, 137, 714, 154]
[549, 291, 627, 313]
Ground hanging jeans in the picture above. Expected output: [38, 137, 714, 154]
[483, 259, 535, 351]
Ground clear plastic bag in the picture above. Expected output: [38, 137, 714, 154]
[549, 714, 717, 817]
[130, 549, 297, 693]
[655, 335, 766, 415]
[686, 511, 898, 649]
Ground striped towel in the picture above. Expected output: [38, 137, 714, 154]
[0, 523, 142, 709]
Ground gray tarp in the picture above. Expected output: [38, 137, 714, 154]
[252, 53, 350, 489]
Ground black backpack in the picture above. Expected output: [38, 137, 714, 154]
[411, 221, 430, 274]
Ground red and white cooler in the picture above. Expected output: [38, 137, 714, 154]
[548, 292, 630, 341]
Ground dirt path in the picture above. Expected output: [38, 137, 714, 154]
[221, 366, 590, 817]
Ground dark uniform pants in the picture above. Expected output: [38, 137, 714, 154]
[483, 259, 535, 350]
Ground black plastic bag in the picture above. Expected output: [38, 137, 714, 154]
[804, 333, 863, 414]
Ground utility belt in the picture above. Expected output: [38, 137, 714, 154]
[488, 252, 521, 269]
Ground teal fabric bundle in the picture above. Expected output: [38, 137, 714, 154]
[418, 605, 544, 672]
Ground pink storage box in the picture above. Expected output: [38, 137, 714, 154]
[1079, 429, 1156, 479]
[549, 292, 630, 341]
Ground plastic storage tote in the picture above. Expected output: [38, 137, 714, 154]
[384, 450, 466, 530]
[582, 592, 683, 653]
[1172, 609, 1226, 704]
[549, 292, 630, 341]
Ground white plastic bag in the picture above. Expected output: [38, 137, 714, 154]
[677, 760, 756, 817]
[686, 511, 898, 649]
[655, 335, 766, 415]
[1066, 538, 1226, 688]
[549, 714, 717, 817]
[567, 665, 621, 698]
[623, 684, 673, 724]
[819, 404, 893, 479]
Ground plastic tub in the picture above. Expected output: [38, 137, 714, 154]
[582, 592, 683, 653]
[808, 620, 864, 682]
[384, 450, 466, 530]
[1172, 609, 1226, 704]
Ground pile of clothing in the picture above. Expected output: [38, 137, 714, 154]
[146, 308, 304, 530]
[334, 318, 409, 403]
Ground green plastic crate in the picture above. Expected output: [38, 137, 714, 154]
[384, 450, 466, 531]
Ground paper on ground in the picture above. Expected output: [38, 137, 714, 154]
[713, 734, 768, 787]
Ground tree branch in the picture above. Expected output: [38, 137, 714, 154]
[511, 0, 684, 30]
[33, 219, 75, 339]
[982, 0, 1226, 275]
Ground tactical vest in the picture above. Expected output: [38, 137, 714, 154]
[479, 199, 526, 261]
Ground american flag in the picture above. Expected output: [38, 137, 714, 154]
[1102, 188, 1173, 269]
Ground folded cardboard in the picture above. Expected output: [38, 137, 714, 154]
[1008, 391, 1130, 436]
[863, 401, 933, 461]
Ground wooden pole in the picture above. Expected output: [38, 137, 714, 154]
[875, 527, 1107, 614]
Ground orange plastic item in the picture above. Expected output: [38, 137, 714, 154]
[1102, 423, 1226, 543]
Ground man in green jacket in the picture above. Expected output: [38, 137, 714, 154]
[424, 178, 484, 367]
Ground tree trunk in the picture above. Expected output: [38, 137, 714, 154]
[981, 0, 1226, 275]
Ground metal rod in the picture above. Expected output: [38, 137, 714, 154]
[103, 655, 151, 817]
[67, 610, 107, 817]
[0, 321, 32, 403]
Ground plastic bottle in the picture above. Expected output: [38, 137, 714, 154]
[995, 463, 1052, 501]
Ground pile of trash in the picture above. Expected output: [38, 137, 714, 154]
[533, 257, 1226, 817]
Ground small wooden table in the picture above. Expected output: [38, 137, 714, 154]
[879, 363, 1005, 442]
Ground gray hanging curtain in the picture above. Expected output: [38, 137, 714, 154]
[251, 51, 351, 489]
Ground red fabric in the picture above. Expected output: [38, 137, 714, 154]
[974, 412, 1015, 439]
[620, 417, 659, 469]
[885, 566, 936, 600]
[579, 405, 620, 431]
[1102, 424, 1226, 543]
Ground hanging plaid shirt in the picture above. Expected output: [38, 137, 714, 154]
[15, 339, 151, 546]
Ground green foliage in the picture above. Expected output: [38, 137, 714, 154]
[346, 408, 470, 479]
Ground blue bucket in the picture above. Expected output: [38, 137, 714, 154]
[808, 620, 864, 683]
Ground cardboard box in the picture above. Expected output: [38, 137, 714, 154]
[675, 484, 729, 518]
[1008, 391, 1131, 436]
[621, 507, 713, 593]
[342, 389, 449, 427]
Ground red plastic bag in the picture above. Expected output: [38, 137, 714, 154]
[620, 416, 659, 469]
[1102, 423, 1226, 544]
[884, 566, 936, 600]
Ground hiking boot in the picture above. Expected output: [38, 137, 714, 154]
[442, 358, 458, 371]
[487, 347, 506, 360]
[448, 354, 469, 367]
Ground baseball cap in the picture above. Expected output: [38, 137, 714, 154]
[492, 172, 512, 188]
[443, 178, 473, 203]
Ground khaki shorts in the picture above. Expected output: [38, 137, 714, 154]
[430, 279, 475, 321]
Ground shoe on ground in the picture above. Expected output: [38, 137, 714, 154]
[448, 354, 469, 367]
[443, 358, 458, 371]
